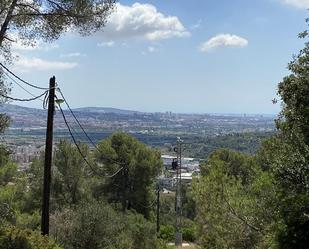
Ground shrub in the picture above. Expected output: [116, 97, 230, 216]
[0, 226, 61, 249]
[159, 225, 175, 241]
[182, 227, 196, 242]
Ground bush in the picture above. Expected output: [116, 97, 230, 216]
[0, 226, 61, 249]
[182, 227, 196, 242]
[50, 200, 165, 249]
[159, 225, 196, 243]
[159, 225, 175, 241]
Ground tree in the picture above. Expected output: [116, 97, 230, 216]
[0, 71, 10, 133]
[0, 146, 17, 225]
[93, 132, 163, 218]
[200, 149, 257, 184]
[50, 200, 166, 249]
[0, 145, 17, 186]
[0, 0, 116, 60]
[257, 23, 309, 248]
[24, 140, 91, 212]
[52, 140, 90, 209]
[193, 149, 280, 249]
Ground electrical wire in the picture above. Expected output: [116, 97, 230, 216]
[2, 70, 48, 107]
[0, 62, 50, 90]
[56, 88, 126, 166]
[135, 198, 157, 209]
[57, 102, 124, 178]
[0, 65, 123, 177]
[3, 71, 40, 99]
[57, 88, 98, 148]
[0, 91, 48, 102]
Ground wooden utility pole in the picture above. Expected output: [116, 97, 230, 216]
[41, 76, 56, 235]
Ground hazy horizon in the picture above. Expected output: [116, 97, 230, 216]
[2, 103, 278, 116]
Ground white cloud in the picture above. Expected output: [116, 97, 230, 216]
[199, 34, 248, 52]
[13, 56, 78, 72]
[280, 0, 309, 8]
[60, 52, 86, 58]
[100, 2, 190, 41]
[97, 41, 115, 47]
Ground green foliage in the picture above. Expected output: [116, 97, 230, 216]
[0, 147, 20, 226]
[23, 157, 44, 213]
[0, 226, 61, 249]
[182, 227, 196, 243]
[159, 192, 175, 227]
[52, 140, 90, 209]
[24, 140, 91, 212]
[125, 211, 167, 249]
[200, 149, 258, 184]
[159, 225, 175, 242]
[179, 132, 274, 159]
[193, 149, 279, 249]
[181, 186, 196, 220]
[0, 161, 17, 186]
[255, 22, 309, 248]
[50, 200, 128, 249]
[0, 0, 116, 60]
[0, 185, 17, 225]
[0, 71, 10, 133]
[94, 132, 163, 218]
[50, 200, 165, 249]
[0, 146, 17, 186]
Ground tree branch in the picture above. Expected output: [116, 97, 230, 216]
[3, 35, 15, 42]
[220, 182, 263, 234]
[16, 3, 41, 14]
[0, 0, 19, 47]
[12, 11, 93, 19]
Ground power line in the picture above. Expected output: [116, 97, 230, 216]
[0, 62, 51, 90]
[2, 70, 47, 105]
[57, 103, 124, 178]
[3, 71, 39, 98]
[55, 89, 125, 166]
[57, 88, 98, 148]
[0, 91, 48, 102]
[135, 198, 157, 209]
[104, 166, 125, 178]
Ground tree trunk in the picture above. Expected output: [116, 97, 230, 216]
[0, 0, 18, 47]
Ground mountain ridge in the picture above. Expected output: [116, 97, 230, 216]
[0, 104, 142, 115]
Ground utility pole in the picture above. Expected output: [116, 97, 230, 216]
[156, 183, 160, 233]
[175, 137, 183, 247]
[41, 76, 56, 235]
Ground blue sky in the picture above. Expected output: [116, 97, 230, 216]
[9, 0, 309, 114]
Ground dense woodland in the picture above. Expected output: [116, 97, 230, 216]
[1, 1, 309, 248]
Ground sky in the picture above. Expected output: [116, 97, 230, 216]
[8, 0, 309, 114]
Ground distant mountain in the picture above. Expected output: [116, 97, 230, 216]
[73, 107, 142, 115]
[0, 104, 141, 115]
[0, 104, 145, 128]
[0, 104, 45, 115]
[0, 104, 276, 140]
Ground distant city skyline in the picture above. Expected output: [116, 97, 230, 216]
[7, 0, 309, 114]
